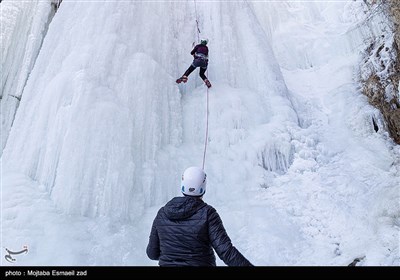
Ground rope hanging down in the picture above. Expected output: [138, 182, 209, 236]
[193, 0, 209, 170]
[202, 83, 210, 170]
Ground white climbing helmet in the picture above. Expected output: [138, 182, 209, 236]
[181, 166, 207, 197]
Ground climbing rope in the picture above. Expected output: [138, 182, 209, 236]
[202, 78, 210, 170]
[193, 0, 201, 43]
[193, 0, 209, 171]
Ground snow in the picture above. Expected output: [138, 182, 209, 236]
[1, 0, 399, 266]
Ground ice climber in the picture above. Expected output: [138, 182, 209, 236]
[176, 39, 212, 88]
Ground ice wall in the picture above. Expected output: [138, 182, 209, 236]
[1, 0, 55, 152]
[2, 1, 298, 220]
[250, 1, 387, 70]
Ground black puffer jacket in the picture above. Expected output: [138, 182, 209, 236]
[146, 196, 253, 266]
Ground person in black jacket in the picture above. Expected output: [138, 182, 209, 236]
[146, 166, 253, 266]
[176, 39, 212, 88]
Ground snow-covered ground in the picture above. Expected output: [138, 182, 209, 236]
[1, 0, 399, 266]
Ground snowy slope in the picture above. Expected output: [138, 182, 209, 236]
[265, 1, 400, 265]
[1, 0, 399, 266]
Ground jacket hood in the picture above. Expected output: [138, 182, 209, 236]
[163, 196, 206, 220]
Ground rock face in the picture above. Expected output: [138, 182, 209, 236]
[384, 1, 400, 144]
[361, 0, 400, 144]
[391, 2, 400, 47]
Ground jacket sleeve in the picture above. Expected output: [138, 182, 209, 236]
[207, 207, 253, 266]
[146, 213, 161, 260]
[190, 45, 198, 56]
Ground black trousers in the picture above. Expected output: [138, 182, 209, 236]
[183, 58, 208, 81]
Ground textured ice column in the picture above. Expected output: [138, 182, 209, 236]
[2, 1, 183, 221]
[1, 0, 55, 153]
